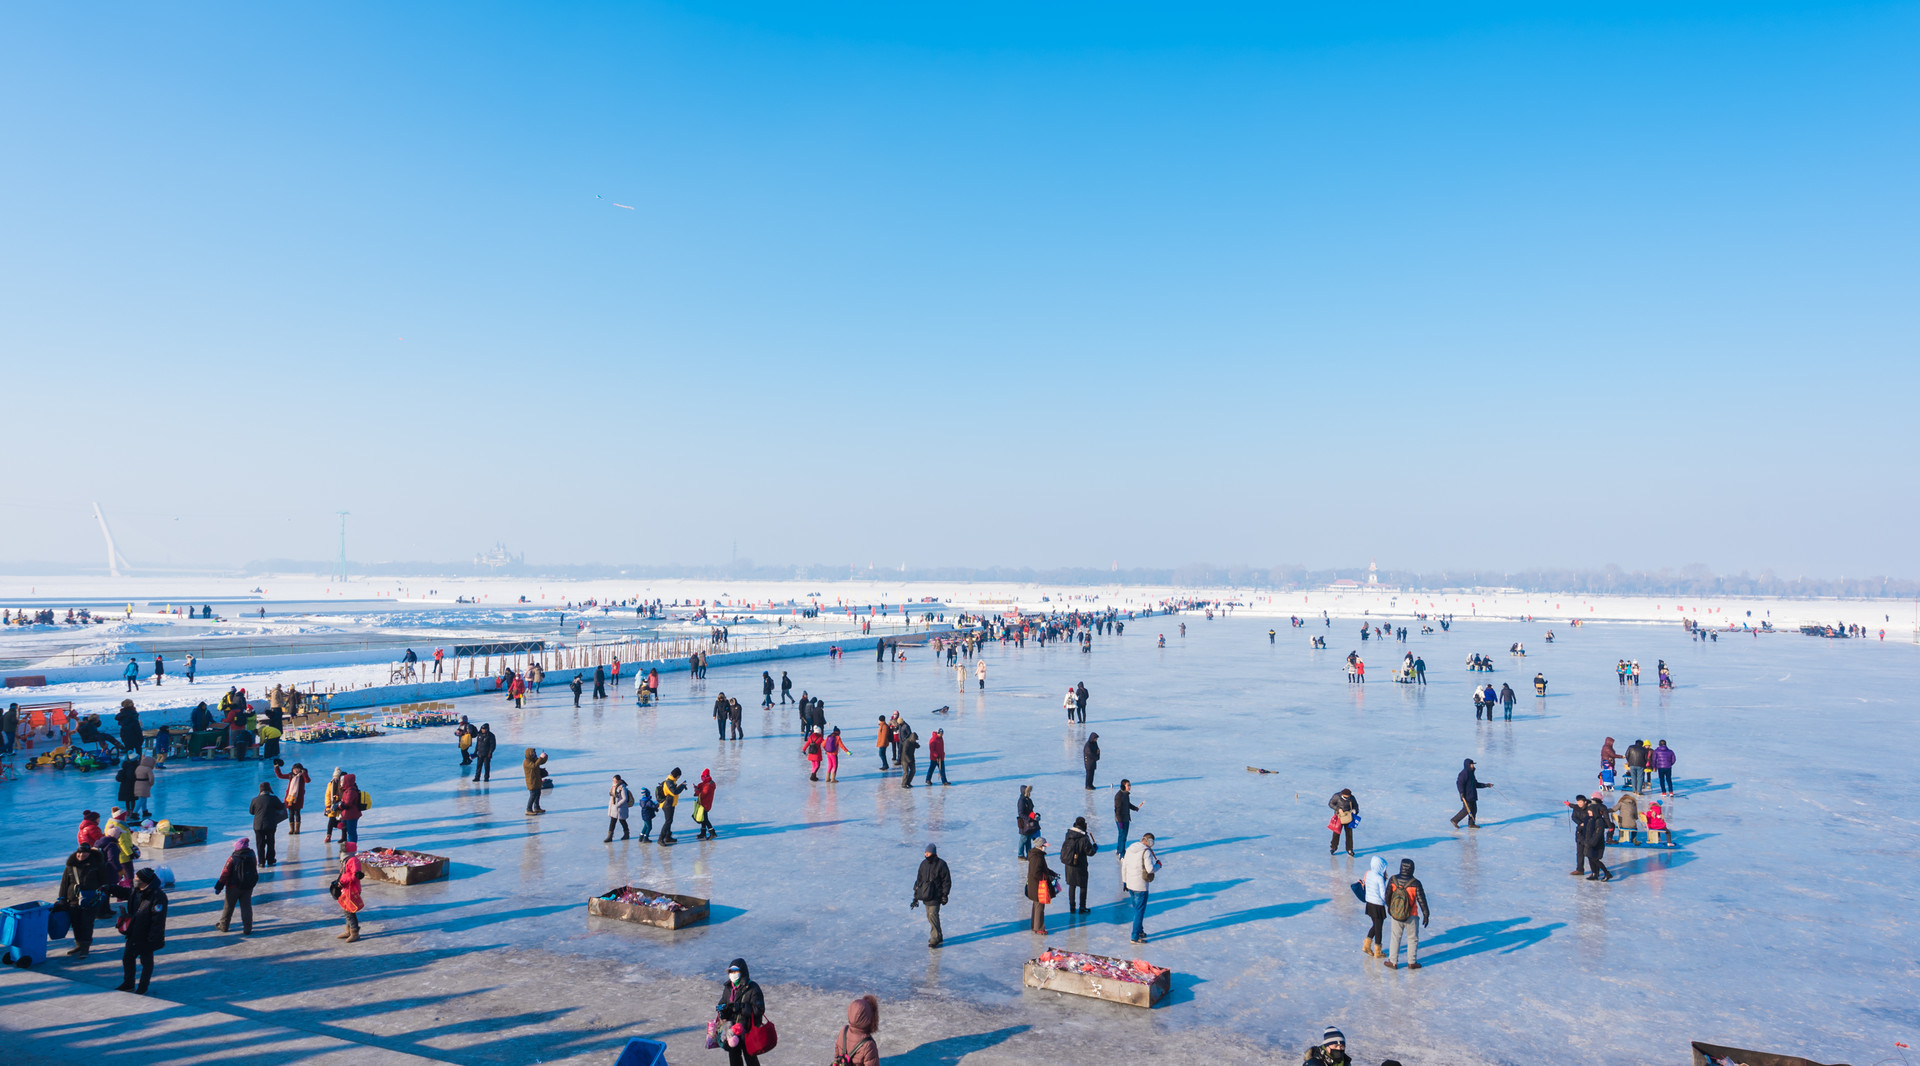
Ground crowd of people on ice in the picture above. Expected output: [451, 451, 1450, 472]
[24, 600, 1708, 1065]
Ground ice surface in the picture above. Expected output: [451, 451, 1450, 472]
[2, 615, 1916, 1063]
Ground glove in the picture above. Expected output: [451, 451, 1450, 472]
[910, 900, 919, 909]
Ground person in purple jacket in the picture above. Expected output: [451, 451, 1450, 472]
[1651, 741, 1677, 797]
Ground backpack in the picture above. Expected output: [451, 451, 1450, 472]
[359, 790, 373, 811]
[832, 1027, 874, 1066]
[1388, 880, 1418, 922]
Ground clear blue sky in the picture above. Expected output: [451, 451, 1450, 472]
[3, 3, 1913, 575]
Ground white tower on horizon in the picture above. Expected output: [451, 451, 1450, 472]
[92, 503, 132, 578]
[1368, 559, 1378, 585]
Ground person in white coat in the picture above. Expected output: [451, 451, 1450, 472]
[1361, 855, 1390, 957]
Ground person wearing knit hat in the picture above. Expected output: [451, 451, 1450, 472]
[213, 837, 258, 935]
[1303, 1026, 1351, 1065]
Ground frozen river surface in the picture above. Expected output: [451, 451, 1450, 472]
[4, 618, 1916, 1064]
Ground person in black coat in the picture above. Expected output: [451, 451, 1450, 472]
[1328, 788, 1359, 855]
[57, 842, 112, 957]
[717, 957, 767, 1066]
[115, 701, 144, 755]
[1567, 795, 1591, 875]
[898, 727, 919, 789]
[1581, 796, 1614, 881]
[1082, 733, 1101, 790]
[471, 724, 497, 782]
[116, 868, 168, 994]
[115, 757, 139, 809]
[912, 844, 952, 947]
[1017, 785, 1038, 858]
[714, 693, 731, 740]
[1450, 758, 1492, 828]
[1073, 681, 1089, 723]
[1114, 779, 1139, 857]
[1058, 817, 1098, 914]
[593, 664, 607, 700]
[1025, 838, 1057, 935]
[250, 782, 287, 865]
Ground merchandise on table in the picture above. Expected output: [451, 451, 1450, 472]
[603, 888, 686, 911]
[284, 722, 383, 743]
[364, 847, 442, 868]
[380, 711, 460, 729]
[1032, 948, 1167, 985]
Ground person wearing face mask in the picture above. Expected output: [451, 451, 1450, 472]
[715, 958, 767, 1066]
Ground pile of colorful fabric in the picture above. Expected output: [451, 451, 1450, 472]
[603, 888, 684, 911]
[380, 711, 460, 729]
[1032, 949, 1166, 985]
[363, 848, 439, 868]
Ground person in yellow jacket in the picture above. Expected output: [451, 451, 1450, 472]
[323, 768, 344, 842]
[656, 768, 687, 844]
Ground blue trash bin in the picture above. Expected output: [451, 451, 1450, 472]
[2, 900, 52, 967]
[613, 1036, 668, 1066]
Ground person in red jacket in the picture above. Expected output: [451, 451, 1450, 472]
[694, 769, 718, 839]
[924, 729, 948, 786]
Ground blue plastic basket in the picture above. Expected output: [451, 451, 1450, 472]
[613, 1036, 668, 1066]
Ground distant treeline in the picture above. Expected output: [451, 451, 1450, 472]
[218, 558, 1920, 601]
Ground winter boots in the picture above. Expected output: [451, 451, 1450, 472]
[1363, 937, 1378, 957]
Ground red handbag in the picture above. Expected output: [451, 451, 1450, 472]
[743, 1018, 778, 1056]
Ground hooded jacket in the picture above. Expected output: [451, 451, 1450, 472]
[1082, 735, 1100, 767]
[132, 756, 156, 798]
[835, 995, 880, 1066]
[522, 749, 548, 789]
[337, 773, 362, 821]
[1456, 759, 1488, 799]
[608, 779, 634, 818]
[1612, 791, 1640, 829]
[77, 816, 104, 849]
[694, 770, 716, 813]
[1387, 859, 1429, 923]
[1651, 742, 1676, 770]
[1059, 824, 1097, 880]
[124, 871, 169, 949]
[1600, 738, 1618, 766]
[1363, 856, 1389, 906]
[190, 702, 213, 732]
[718, 958, 765, 1027]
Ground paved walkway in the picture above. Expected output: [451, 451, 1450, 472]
[0, 968, 452, 1066]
